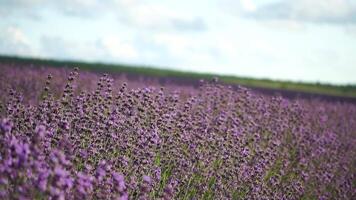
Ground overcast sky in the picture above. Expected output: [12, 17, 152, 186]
[1, 0, 356, 84]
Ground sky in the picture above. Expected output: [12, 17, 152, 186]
[1, 0, 356, 85]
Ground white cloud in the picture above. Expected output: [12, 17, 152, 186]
[293, 0, 350, 20]
[240, 0, 257, 12]
[345, 24, 356, 36]
[260, 19, 306, 31]
[153, 34, 194, 56]
[0, 26, 37, 56]
[244, 0, 356, 24]
[118, 3, 206, 31]
[98, 36, 138, 59]
[0, 0, 206, 31]
[38, 35, 139, 62]
[149, 32, 224, 71]
[0, 0, 43, 19]
[7, 27, 30, 46]
[0, 0, 115, 18]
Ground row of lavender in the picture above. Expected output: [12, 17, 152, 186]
[0, 64, 197, 105]
[0, 66, 355, 199]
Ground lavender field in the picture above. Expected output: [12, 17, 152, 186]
[0, 64, 355, 200]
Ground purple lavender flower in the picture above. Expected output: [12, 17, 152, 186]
[0, 65, 355, 199]
[0, 118, 13, 133]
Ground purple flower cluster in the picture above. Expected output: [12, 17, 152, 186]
[0, 66, 355, 199]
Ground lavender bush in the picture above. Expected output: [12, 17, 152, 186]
[0, 66, 355, 199]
